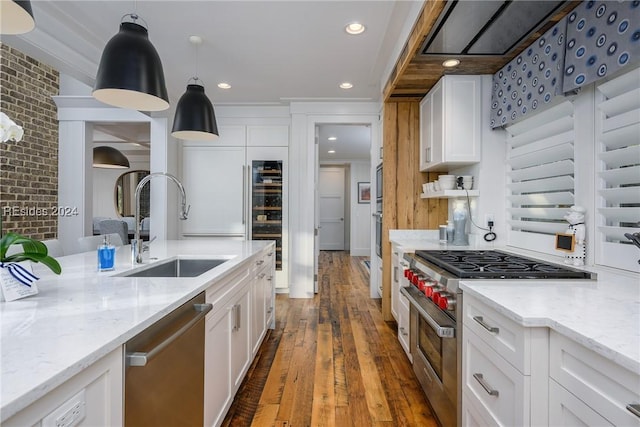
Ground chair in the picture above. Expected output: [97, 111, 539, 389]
[76, 234, 123, 253]
[92, 216, 111, 235]
[121, 217, 136, 233]
[99, 219, 129, 245]
[42, 239, 64, 257]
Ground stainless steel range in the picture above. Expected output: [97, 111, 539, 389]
[400, 249, 595, 427]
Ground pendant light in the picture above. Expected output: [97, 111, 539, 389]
[171, 36, 219, 141]
[93, 13, 169, 112]
[1, 0, 35, 34]
[93, 146, 130, 169]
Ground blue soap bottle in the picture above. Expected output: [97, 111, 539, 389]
[97, 235, 116, 271]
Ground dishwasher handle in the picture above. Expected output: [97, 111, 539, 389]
[127, 303, 213, 367]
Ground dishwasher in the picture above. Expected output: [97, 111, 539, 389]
[124, 292, 212, 427]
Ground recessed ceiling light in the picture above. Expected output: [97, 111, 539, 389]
[339, 82, 353, 89]
[328, 150, 336, 154]
[442, 59, 461, 68]
[328, 136, 337, 141]
[217, 82, 231, 89]
[345, 22, 365, 35]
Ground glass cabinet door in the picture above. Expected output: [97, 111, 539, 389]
[251, 160, 283, 270]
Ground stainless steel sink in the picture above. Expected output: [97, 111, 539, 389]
[120, 259, 228, 278]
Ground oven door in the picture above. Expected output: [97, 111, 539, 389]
[406, 288, 457, 427]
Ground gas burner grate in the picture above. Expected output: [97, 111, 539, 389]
[414, 250, 592, 279]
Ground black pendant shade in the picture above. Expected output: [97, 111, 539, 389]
[93, 146, 130, 169]
[1, 0, 35, 34]
[93, 21, 169, 112]
[171, 84, 219, 141]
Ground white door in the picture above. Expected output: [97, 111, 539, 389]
[318, 166, 345, 250]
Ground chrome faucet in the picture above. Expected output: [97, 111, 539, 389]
[132, 172, 190, 263]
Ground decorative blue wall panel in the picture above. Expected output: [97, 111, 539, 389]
[563, 0, 640, 92]
[490, 19, 567, 128]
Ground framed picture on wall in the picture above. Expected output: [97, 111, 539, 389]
[357, 182, 371, 204]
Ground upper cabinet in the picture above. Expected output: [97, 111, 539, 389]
[419, 75, 482, 171]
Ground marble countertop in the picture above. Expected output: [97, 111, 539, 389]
[0, 239, 272, 422]
[389, 230, 640, 374]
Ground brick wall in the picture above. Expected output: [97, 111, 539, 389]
[0, 43, 59, 239]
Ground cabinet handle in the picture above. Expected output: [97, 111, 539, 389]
[399, 327, 408, 337]
[627, 404, 640, 418]
[267, 307, 273, 314]
[393, 266, 398, 282]
[267, 276, 273, 281]
[473, 373, 499, 397]
[256, 259, 264, 265]
[234, 304, 241, 331]
[426, 147, 431, 162]
[242, 165, 246, 225]
[473, 316, 499, 334]
[258, 273, 266, 279]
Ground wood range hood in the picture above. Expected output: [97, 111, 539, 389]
[384, 0, 580, 102]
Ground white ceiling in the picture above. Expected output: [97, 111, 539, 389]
[5, 1, 415, 162]
[5, 0, 417, 105]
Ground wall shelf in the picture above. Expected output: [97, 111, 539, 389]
[420, 190, 479, 199]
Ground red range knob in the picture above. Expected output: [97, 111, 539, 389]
[438, 295, 449, 310]
[404, 269, 410, 279]
[432, 291, 441, 304]
[412, 275, 420, 285]
[424, 286, 434, 297]
[418, 279, 426, 291]
[407, 270, 414, 281]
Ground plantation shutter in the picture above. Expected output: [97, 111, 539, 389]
[505, 100, 576, 254]
[595, 68, 640, 272]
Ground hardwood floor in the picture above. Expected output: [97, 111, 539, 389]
[221, 251, 438, 427]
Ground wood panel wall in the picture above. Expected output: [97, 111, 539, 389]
[381, 101, 448, 321]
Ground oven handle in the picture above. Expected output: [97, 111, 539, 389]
[403, 288, 455, 338]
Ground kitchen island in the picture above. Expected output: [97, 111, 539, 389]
[0, 239, 275, 425]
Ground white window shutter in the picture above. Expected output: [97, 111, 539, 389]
[595, 67, 640, 273]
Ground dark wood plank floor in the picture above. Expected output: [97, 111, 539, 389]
[221, 251, 437, 427]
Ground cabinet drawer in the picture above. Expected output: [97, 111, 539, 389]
[463, 294, 530, 374]
[463, 326, 529, 427]
[398, 293, 411, 362]
[549, 379, 614, 426]
[549, 331, 640, 426]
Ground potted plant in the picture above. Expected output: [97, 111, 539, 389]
[1, 112, 61, 300]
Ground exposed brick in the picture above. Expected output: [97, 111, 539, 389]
[1, 43, 59, 239]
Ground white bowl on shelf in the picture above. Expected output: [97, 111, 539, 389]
[422, 183, 429, 193]
[438, 176, 456, 190]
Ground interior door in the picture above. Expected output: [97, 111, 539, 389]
[318, 166, 345, 250]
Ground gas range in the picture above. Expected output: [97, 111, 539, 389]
[403, 249, 595, 319]
[400, 249, 596, 427]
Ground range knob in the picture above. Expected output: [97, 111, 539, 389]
[437, 292, 456, 310]
[406, 270, 414, 281]
[412, 274, 421, 286]
[432, 291, 441, 305]
[423, 284, 435, 297]
[404, 269, 410, 279]
[417, 279, 426, 292]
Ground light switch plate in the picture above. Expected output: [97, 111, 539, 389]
[42, 389, 86, 427]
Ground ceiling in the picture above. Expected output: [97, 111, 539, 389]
[5, 0, 417, 105]
[4, 1, 576, 160]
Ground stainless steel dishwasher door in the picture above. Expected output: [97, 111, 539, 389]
[124, 292, 212, 427]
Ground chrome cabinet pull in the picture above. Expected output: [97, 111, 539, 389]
[242, 165, 246, 225]
[127, 303, 212, 367]
[235, 303, 241, 331]
[393, 266, 398, 282]
[473, 373, 499, 397]
[473, 316, 499, 334]
[627, 404, 640, 418]
[399, 327, 408, 337]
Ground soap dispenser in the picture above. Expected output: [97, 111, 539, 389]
[97, 235, 116, 271]
[452, 202, 469, 246]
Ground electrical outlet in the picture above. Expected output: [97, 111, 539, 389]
[485, 214, 495, 227]
[42, 390, 86, 427]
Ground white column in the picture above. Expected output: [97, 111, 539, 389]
[57, 121, 92, 255]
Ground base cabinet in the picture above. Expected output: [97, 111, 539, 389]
[204, 247, 276, 427]
[4, 348, 123, 427]
[549, 379, 614, 426]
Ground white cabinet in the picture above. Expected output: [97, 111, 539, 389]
[391, 244, 401, 320]
[549, 331, 640, 426]
[419, 75, 482, 171]
[182, 145, 247, 237]
[4, 348, 123, 427]
[204, 247, 275, 427]
[251, 248, 276, 355]
[247, 125, 288, 147]
[398, 292, 412, 362]
[462, 293, 548, 426]
[549, 379, 614, 426]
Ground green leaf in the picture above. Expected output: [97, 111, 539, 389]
[1, 233, 62, 275]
